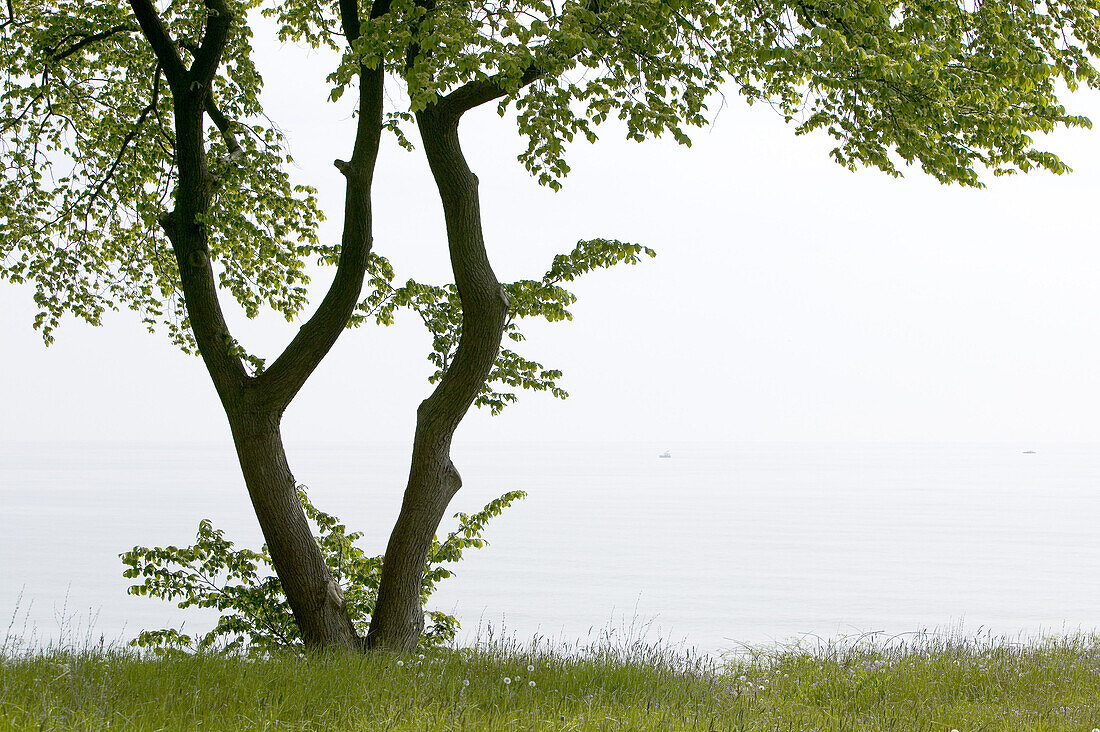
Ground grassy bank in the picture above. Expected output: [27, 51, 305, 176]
[2, 633, 1099, 731]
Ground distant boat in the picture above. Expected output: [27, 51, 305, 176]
[1022, 450, 1036, 454]
[659, 450, 672, 458]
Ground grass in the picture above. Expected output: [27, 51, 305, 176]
[2, 630, 1100, 731]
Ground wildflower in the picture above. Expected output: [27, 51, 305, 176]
[504, 677, 511, 685]
[527, 664, 534, 672]
[529, 680, 536, 687]
[463, 679, 470, 687]
[396, 660, 403, 667]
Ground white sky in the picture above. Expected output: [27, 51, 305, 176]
[4, 28, 1100, 446]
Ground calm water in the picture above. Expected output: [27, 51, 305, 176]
[2, 440, 1099, 653]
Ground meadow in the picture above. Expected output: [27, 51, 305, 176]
[2, 630, 1099, 731]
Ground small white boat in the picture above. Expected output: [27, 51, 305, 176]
[658, 450, 671, 458]
[1022, 450, 1036, 454]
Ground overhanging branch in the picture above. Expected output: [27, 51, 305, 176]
[437, 65, 544, 116]
[48, 23, 139, 62]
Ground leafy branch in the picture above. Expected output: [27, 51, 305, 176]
[352, 238, 654, 414]
[121, 487, 525, 653]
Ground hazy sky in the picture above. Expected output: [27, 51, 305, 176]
[4, 26, 1100, 447]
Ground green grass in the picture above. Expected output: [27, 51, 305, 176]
[2, 631, 1099, 730]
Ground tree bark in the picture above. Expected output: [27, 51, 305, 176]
[228, 405, 361, 650]
[367, 106, 509, 652]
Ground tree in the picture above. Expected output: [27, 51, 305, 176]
[3, 0, 1099, 653]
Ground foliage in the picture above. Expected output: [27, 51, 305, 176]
[6, 0, 1100, 348]
[120, 487, 526, 653]
[286, 0, 1100, 187]
[0, 0, 329, 348]
[357, 239, 656, 414]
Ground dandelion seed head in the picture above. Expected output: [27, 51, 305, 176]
[463, 679, 470, 687]
[527, 664, 534, 672]
[503, 677, 511, 684]
[529, 680, 536, 687]
[396, 660, 403, 667]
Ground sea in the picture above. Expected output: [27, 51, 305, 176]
[2, 440, 1098, 655]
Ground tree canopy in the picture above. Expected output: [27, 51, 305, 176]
[4, 0, 1099, 348]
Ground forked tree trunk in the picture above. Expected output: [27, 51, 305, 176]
[366, 106, 509, 652]
[130, 0, 385, 651]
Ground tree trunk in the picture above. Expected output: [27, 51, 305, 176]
[367, 107, 509, 652]
[228, 407, 362, 650]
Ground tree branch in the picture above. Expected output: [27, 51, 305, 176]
[339, 0, 362, 41]
[48, 23, 139, 62]
[190, 0, 233, 87]
[437, 65, 544, 117]
[88, 68, 162, 204]
[128, 0, 187, 93]
[135, 0, 249, 396]
[435, 0, 607, 117]
[0, 0, 18, 30]
[254, 46, 387, 407]
[367, 0, 395, 22]
[205, 89, 242, 158]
